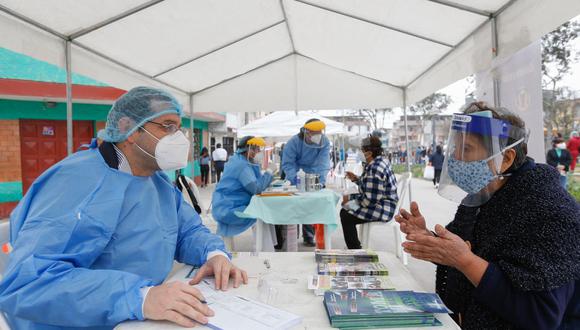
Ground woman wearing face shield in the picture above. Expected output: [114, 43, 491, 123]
[395, 103, 580, 329]
[212, 136, 274, 238]
[281, 118, 331, 246]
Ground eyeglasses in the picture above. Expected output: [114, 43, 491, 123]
[146, 120, 184, 134]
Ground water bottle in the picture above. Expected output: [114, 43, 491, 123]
[297, 169, 306, 192]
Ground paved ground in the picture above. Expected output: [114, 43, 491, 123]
[197, 175, 459, 292]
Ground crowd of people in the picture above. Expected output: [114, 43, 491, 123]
[0, 88, 577, 329]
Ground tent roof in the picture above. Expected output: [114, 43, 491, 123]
[237, 110, 345, 138]
[1, 0, 579, 114]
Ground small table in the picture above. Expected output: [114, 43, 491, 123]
[242, 190, 340, 251]
[116, 252, 460, 330]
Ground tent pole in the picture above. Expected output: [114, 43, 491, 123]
[491, 16, 501, 107]
[342, 109, 346, 163]
[189, 94, 195, 180]
[403, 88, 413, 203]
[65, 40, 73, 155]
[208, 130, 213, 184]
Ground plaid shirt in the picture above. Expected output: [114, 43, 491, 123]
[348, 156, 398, 222]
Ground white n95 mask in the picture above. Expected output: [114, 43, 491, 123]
[138, 129, 190, 170]
[310, 134, 322, 145]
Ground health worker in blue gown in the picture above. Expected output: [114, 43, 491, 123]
[212, 136, 274, 237]
[281, 119, 330, 246]
[0, 87, 248, 330]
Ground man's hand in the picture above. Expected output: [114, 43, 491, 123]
[189, 255, 248, 291]
[395, 201, 431, 237]
[143, 281, 213, 327]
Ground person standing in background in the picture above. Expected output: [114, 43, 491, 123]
[282, 119, 330, 247]
[212, 143, 228, 182]
[547, 138, 572, 188]
[567, 131, 580, 172]
[429, 145, 445, 188]
[199, 147, 210, 187]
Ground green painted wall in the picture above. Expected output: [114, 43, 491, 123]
[0, 99, 111, 121]
[0, 182, 22, 203]
[0, 47, 108, 86]
[181, 117, 208, 130]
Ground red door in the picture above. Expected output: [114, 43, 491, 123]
[20, 120, 94, 194]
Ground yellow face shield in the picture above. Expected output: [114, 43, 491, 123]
[303, 120, 327, 148]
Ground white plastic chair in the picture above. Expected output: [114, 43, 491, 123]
[0, 221, 11, 329]
[221, 236, 235, 252]
[359, 172, 411, 265]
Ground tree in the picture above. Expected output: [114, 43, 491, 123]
[542, 20, 580, 138]
[409, 93, 452, 147]
[358, 108, 393, 131]
[409, 93, 452, 116]
[344, 108, 393, 133]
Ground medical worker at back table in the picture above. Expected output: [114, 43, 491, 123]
[212, 136, 274, 237]
[282, 119, 330, 246]
[0, 87, 247, 329]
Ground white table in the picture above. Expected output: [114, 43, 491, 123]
[117, 252, 460, 330]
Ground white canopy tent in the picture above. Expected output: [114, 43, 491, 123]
[2, 0, 579, 111]
[1, 0, 580, 199]
[237, 111, 346, 138]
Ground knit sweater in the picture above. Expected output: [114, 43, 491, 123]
[436, 159, 580, 329]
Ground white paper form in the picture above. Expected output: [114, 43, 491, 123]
[195, 282, 302, 330]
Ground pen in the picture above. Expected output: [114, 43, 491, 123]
[186, 266, 198, 278]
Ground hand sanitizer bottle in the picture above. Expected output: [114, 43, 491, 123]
[297, 169, 306, 192]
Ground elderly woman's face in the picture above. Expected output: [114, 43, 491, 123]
[452, 133, 489, 162]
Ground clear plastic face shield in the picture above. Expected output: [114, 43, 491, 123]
[438, 112, 528, 207]
[247, 145, 264, 163]
[302, 120, 327, 149]
[238, 136, 266, 164]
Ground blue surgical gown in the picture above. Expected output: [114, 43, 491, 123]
[0, 147, 227, 329]
[212, 154, 273, 237]
[281, 134, 330, 185]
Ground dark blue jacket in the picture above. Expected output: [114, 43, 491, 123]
[436, 159, 580, 329]
[429, 152, 445, 170]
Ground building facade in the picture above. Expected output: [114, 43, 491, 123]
[0, 47, 222, 217]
